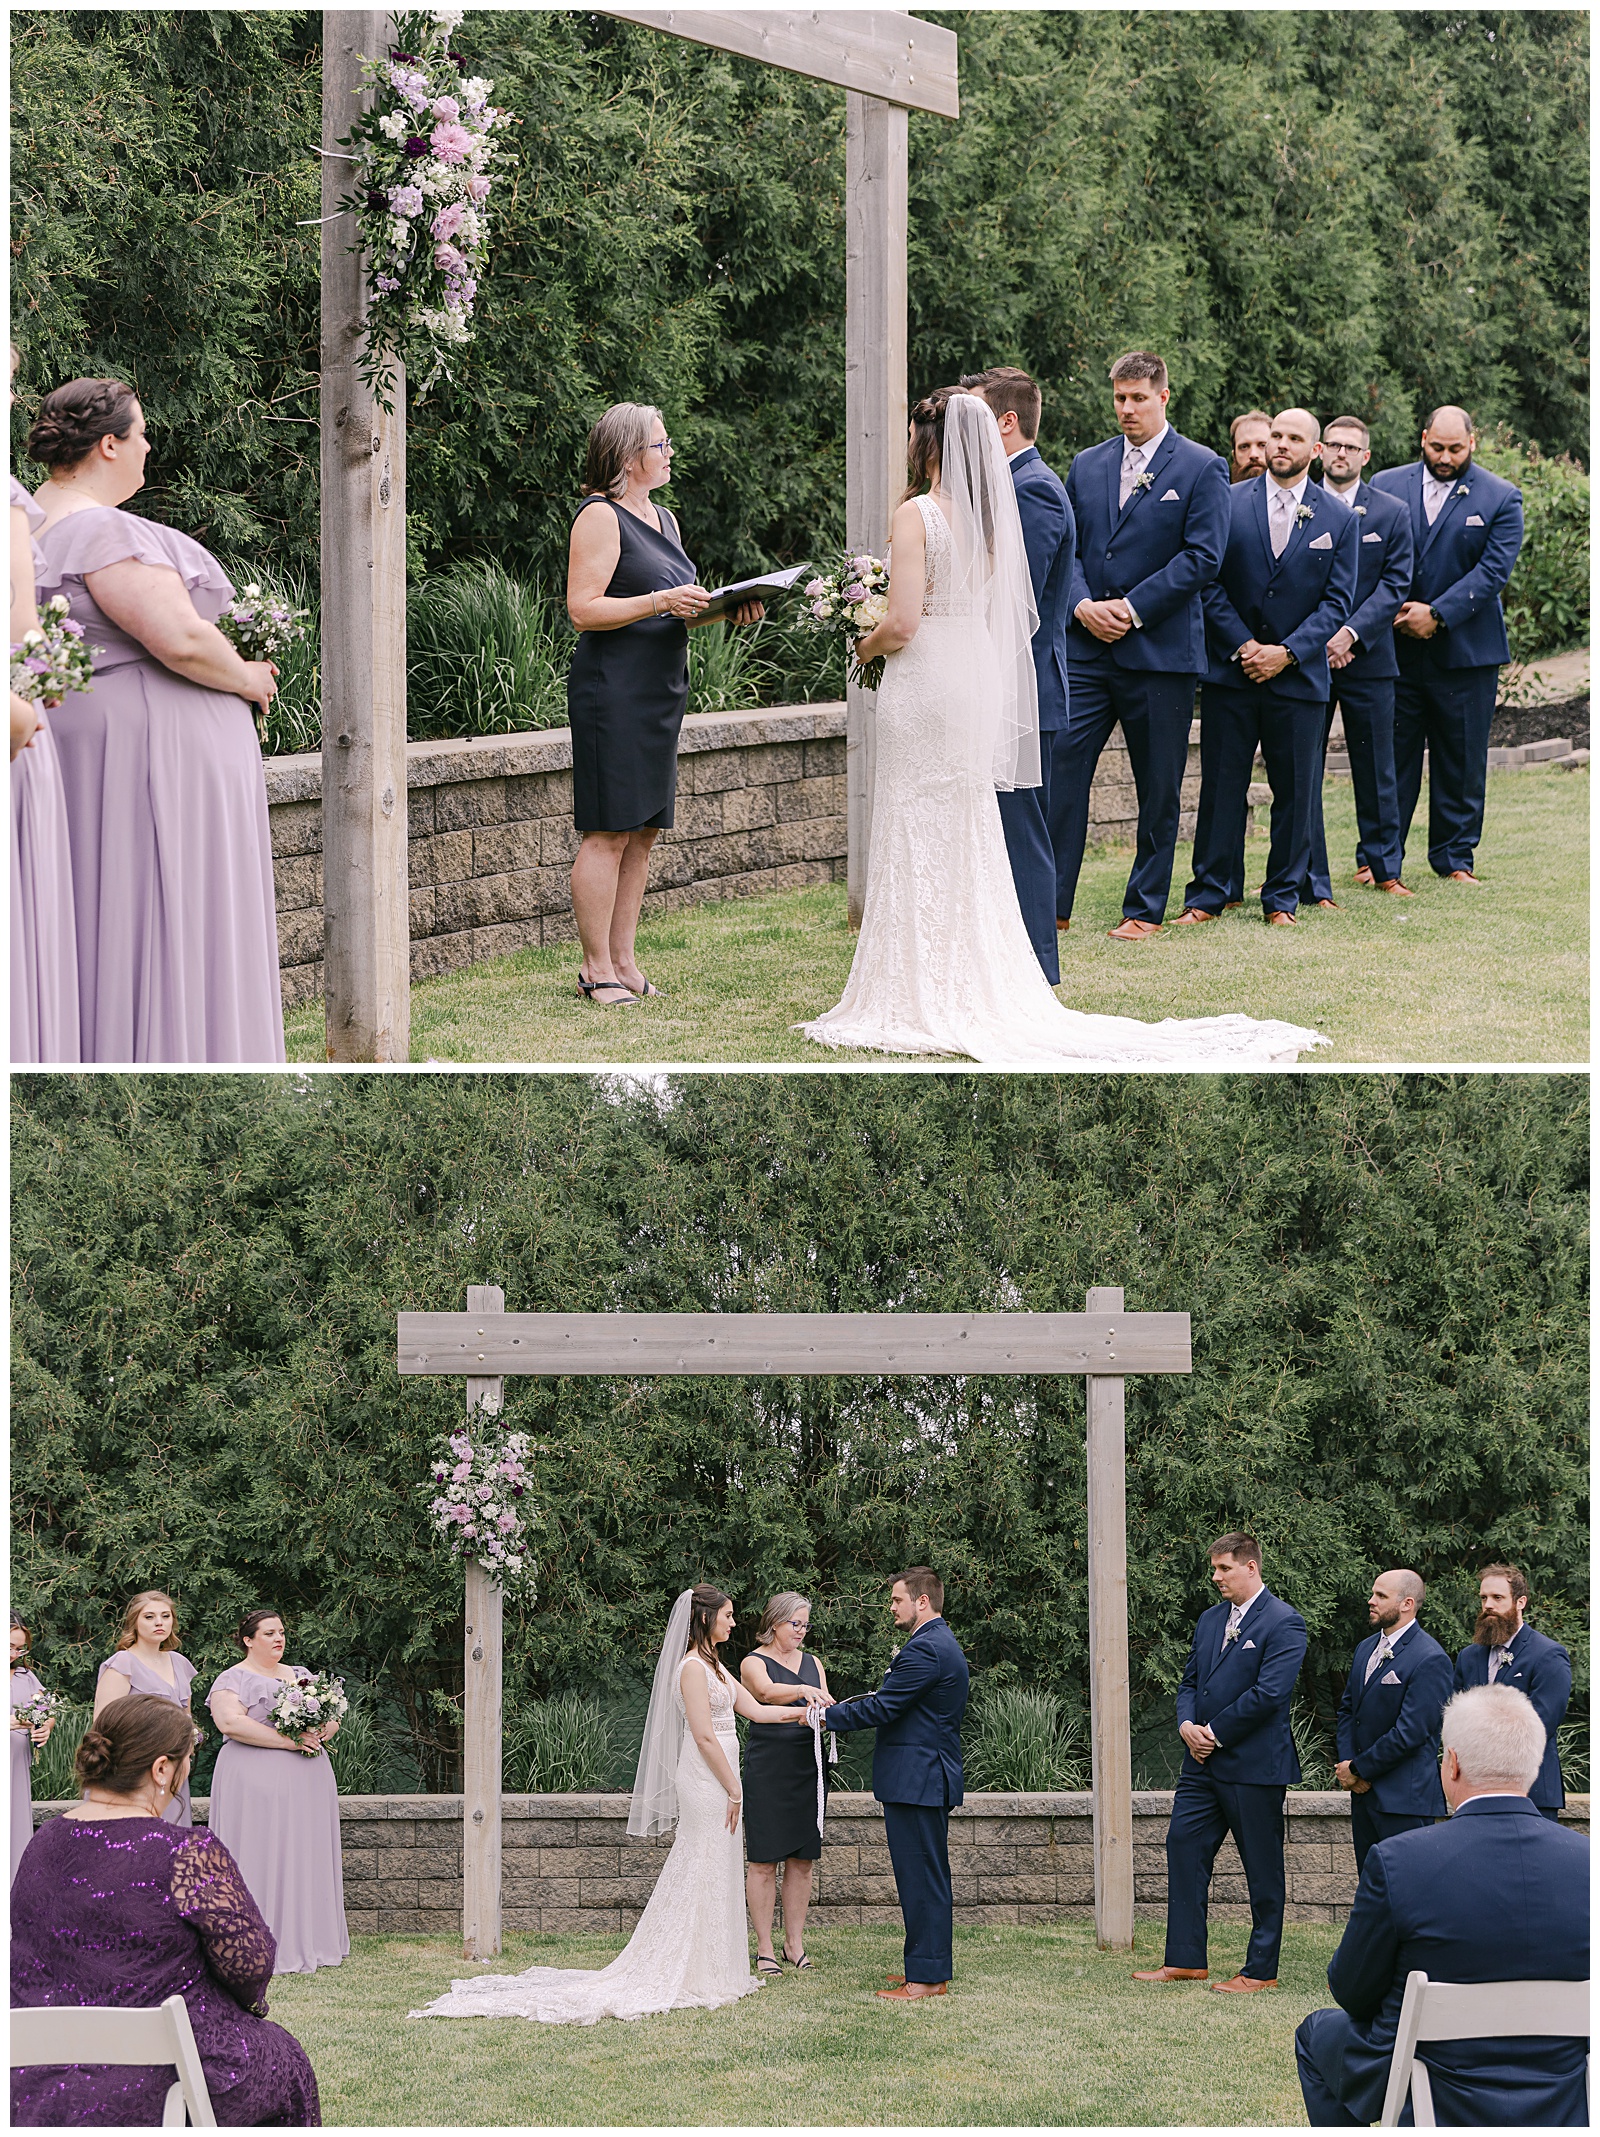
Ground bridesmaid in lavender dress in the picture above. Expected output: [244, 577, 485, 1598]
[28, 377, 285, 1064]
[93, 1590, 198, 1827]
[11, 1693, 320, 2126]
[207, 1609, 349, 1975]
[10, 348, 81, 1061]
[10, 1618, 56, 1883]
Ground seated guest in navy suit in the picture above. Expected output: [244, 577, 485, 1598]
[1058, 351, 1230, 939]
[1335, 1568, 1452, 1875]
[1307, 418, 1416, 901]
[1134, 1532, 1307, 1994]
[1296, 1684, 1590, 2127]
[820, 1567, 969, 2001]
[1178, 409, 1358, 926]
[1453, 1562, 1571, 1821]
[963, 365, 1077, 984]
[1228, 409, 1272, 485]
[1370, 407, 1524, 886]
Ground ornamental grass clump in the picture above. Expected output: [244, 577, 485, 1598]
[504, 1692, 613, 1794]
[965, 1685, 1088, 1792]
[407, 562, 571, 738]
[29, 1701, 93, 1802]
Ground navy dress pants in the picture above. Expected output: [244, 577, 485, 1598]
[1349, 1794, 1433, 1877]
[1392, 658, 1500, 876]
[1307, 673, 1404, 898]
[1053, 667, 1197, 924]
[1163, 1769, 1287, 1980]
[996, 782, 1060, 983]
[1297, 2008, 1401, 2126]
[1186, 685, 1325, 918]
[882, 1800, 954, 1984]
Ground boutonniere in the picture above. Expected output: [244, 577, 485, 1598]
[1132, 469, 1154, 492]
[1352, 504, 1367, 517]
[1222, 1621, 1240, 1644]
[1294, 502, 1315, 526]
[1454, 482, 1471, 497]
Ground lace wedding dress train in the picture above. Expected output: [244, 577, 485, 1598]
[801, 494, 1326, 1067]
[411, 1657, 758, 2026]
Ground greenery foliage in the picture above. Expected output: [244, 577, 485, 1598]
[10, 8, 1588, 688]
[10, 1074, 1587, 1791]
[964, 1685, 1089, 1792]
[503, 1691, 613, 1795]
[1475, 430, 1593, 663]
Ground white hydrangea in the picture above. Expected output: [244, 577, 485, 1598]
[378, 111, 408, 140]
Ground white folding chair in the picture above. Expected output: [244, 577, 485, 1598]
[1379, 1969, 1591, 2126]
[10, 1993, 217, 2126]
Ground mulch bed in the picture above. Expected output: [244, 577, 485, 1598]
[1491, 692, 1589, 751]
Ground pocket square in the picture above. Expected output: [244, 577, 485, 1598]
[1380, 1669, 1403, 1685]
[1465, 513, 1485, 526]
[1308, 531, 1333, 550]
[1362, 532, 1382, 543]
[1243, 1639, 1257, 1649]
[1160, 488, 1180, 501]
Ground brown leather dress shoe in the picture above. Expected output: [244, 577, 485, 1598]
[1224, 899, 1244, 909]
[1108, 917, 1163, 940]
[1312, 897, 1339, 909]
[1170, 907, 1217, 926]
[1376, 878, 1414, 896]
[1211, 1973, 1278, 1993]
[1448, 868, 1484, 886]
[1353, 865, 1375, 886]
[1265, 909, 1297, 926]
[877, 1981, 947, 2001]
[1132, 1965, 1209, 1983]
[1056, 917, 1071, 932]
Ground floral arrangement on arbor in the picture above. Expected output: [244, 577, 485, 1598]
[427, 1421, 538, 1602]
[339, 7, 513, 398]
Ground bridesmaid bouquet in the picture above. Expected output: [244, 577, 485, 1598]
[216, 586, 312, 744]
[12, 1688, 58, 1732]
[426, 1423, 539, 1603]
[10, 596, 94, 703]
[802, 552, 891, 691]
[269, 1673, 349, 1756]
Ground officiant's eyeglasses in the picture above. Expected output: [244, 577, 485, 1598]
[647, 438, 674, 456]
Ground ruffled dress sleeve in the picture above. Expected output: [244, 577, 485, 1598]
[172, 1653, 198, 1705]
[35, 506, 234, 602]
[9, 475, 44, 532]
[168, 1827, 278, 2012]
[206, 1663, 249, 1720]
[97, 1652, 135, 1690]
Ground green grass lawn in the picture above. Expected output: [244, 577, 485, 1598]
[284, 767, 1587, 1065]
[267, 1920, 1340, 2125]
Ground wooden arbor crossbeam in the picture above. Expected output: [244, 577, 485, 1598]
[401, 1293, 1191, 1959]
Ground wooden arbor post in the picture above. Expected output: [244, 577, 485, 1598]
[398, 1296, 1188, 1956]
[461, 1285, 505, 1959]
[320, 9, 410, 1062]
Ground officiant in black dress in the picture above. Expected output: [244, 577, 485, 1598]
[564, 403, 763, 1008]
[740, 1592, 832, 1974]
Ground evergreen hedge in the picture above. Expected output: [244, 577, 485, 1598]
[11, 1074, 1587, 1790]
[9, 10, 1589, 666]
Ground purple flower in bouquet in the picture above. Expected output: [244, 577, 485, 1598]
[434, 241, 466, 274]
[405, 135, 430, 157]
[390, 183, 425, 217]
[375, 274, 401, 293]
[431, 94, 461, 122]
[844, 580, 867, 602]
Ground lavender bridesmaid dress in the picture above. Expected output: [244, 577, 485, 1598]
[11, 1816, 320, 2124]
[11, 1665, 45, 1882]
[96, 1650, 198, 1826]
[34, 505, 285, 1064]
[206, 1665, 348, 1975]
[9, 477, 81, 1063]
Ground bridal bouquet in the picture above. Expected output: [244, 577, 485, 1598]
[269, 1673, 349, 1755]
[216, 586, 312, 744]
[803, 552, 891, 691]
[426, 1422, 539, 1603]
[10, 596, 94, 703]
[12, 1688, 58, 1733]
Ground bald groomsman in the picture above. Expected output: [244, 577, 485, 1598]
[1370, 407, 1524, 885]
[1335, 1569, 1452, 1876]
[1178, 409, 1357, 925]
[1228, 409, 1272, 484]
[1453, 1561, 1572, 1820]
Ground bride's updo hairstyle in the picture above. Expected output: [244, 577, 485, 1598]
[26, 377, 139, 470]
[904, 386, 957, 498]
[582, 402, 666, 501]
[686, 1584, 732, 1674]
[75, 1692, 194, 1795]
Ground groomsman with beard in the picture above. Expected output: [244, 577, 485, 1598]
[1056, 352, 1231, 939]
[961, 366, 1076, 982]
[1452, 1562, 1571, 1820]
[1229, 410, 1273, 484]
[1177, 408, 1358, 925]
[1370, 407, 1524, 886]
[1334, 1569, 1452, 1875]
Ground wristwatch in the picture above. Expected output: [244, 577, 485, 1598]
[1428, 605, 1446, 629]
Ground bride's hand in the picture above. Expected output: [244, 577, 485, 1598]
[724, 1791, 743, 1833]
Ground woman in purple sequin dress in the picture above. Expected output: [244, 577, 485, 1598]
[28, 378, 285, 1064]
[94, 1590, 198, 1828]
[207, 1610, 349, 1975]
[11, 1617, 57, 1882]
[12, 1692, 319, 2126]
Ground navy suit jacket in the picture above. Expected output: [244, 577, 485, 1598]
[1008, 445, 1076, 732]
[1203, 477, 1359, 702]
[1322, 1797, 1589, 2125]
[1336, 1622, 1451, 1816]
[825, 1616, 969, 1809]
[1368, 459, 1525, 670]
[1065, 428, 1230, 674]
[1325, 479, 1413, 683]
[1453, 1625, 1572, 1809]
[1175, 1588, 1308, 1786]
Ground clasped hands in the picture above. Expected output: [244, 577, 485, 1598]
[1075, 597, 1135, 644]
[1334, 1759, 1371, 1794]
[1235, 638, 1294, 682]
[1393, 600, 1439, 640]
[1179, 1720, 1220, 1762]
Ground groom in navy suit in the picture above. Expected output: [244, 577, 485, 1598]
[1057, 351, 1231, 938]
[1179, 409, 1358, 924]
[819, 1566, 969, 2000]
[962, 366, 1077, 985]
[1334, 1568, 1452, 1874]
[1134, 1532, 1307, 1993]
[1452, 1561, 1571, 1818]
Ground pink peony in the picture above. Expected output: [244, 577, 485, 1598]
[429, 121, 474, 164]
[452, 1459, 472, 1481]
[432, 200, 466, 240]
[497, 1511, 518, 1533]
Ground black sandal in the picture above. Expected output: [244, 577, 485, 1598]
[577, 971, 638, 1007]
[755, 1955, 783, 1978]
[784, 1949, 812, 1970]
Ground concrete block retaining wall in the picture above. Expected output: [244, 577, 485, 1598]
[44, 1792, 1585, 1937]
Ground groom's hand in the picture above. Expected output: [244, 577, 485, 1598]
[1075, 597, 1133, 643]
[1179, 1720, 1216, 1762]
[1240, 641, 1292, 682]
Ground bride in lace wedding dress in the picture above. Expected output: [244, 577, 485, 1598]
[411, 1585, 806, 2026]
[801, 391, 1325, 1066]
